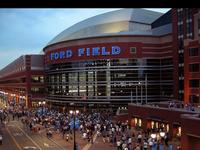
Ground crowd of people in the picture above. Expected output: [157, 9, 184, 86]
[168, 101, 197, 111]
[0, 103, 179, 150]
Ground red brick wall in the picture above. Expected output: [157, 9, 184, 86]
[128, 104, 197, 138]
[181, 114, 200, 150]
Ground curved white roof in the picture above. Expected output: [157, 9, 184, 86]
[47, 9, 163, 46]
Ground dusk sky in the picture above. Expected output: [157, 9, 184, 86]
[0, 8, 170, 70]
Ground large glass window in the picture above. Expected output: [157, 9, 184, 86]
[79, 72, 86, 96]
[45, 57, 173, 104]
[31, 76, 44, 83]
[186, 10, 193, 39]
[31, 87, 44, 94]
[69, 72, 78, 96]
[177, 10, 183, 22]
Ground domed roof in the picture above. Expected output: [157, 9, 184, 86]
[46, 9, 163, 47]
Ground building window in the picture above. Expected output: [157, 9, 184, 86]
[177, 10, 183, 22]
[186, 23, 192, 35]
[31, 76, 44, 83]
[130, 47, 137, 54]
[133, 118, 142, 127]
[179, 53, 184, 63]
[198, 18, 200, 34]
[189, 79, 199, 88]
[186, 8, 192, 20]
[177, 8, 183, 12]
[189, 47, 199, 56]
[189, 64, 199, 72]
[189, 95, 199, 103]
[178, 24, 183, 35]
[30, 87, 44, 94]
[178, 39, 184, 50]
[186, 22, 193, 38]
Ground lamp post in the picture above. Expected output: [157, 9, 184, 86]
[38, 101, 45, 115]
[160, 131, 165, 138]
[42, 101, 46, 115]
[151, 133, 156, 140]
[69, 103, 79, 150]
[159, 130, 165, 147]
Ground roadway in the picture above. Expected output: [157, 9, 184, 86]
[0, 101, 67, 150]
[0, 118, 67, 150]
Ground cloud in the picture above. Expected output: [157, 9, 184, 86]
[0, 9, 119, 50]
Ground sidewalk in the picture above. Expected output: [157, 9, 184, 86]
[40, 129, 88, 150]
[88, 135, 116, 150]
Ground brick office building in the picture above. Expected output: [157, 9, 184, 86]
[0, 55, 45, 108]
[172, 8, 200, 103]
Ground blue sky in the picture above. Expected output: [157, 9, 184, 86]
[0, 8, 170, 70]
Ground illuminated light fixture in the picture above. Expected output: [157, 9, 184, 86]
[69, 110, 73, 114]
[160, 131, 165, 137]
[75, 110, 79, 114]
[151, 133, 156, 139]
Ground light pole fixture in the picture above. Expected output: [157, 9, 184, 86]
[160, 131, 165, 138]
[151, 133, 156, 139]
[42, 101, 46, 115]
[69, 103, 79, 150]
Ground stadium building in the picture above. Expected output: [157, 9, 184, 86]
[43, 8, 173, 108]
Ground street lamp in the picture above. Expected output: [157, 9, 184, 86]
[151, 133, 156, 139]
[160, 131, 165, 138]
[42, 101, 46, 114]
[69, 103, 79, 150]
[42, 101, 46, 105]
[38, 101, 45, 115]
